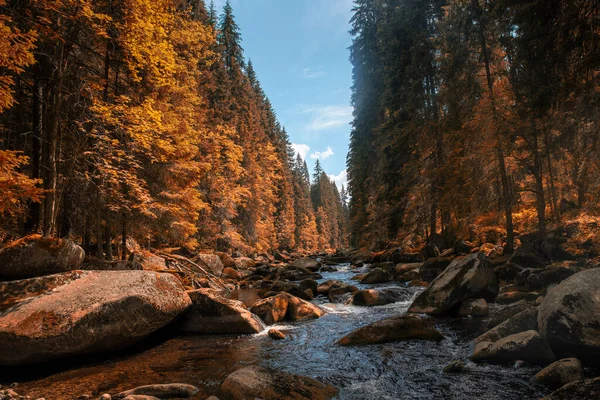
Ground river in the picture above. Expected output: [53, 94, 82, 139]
[3, 263, 549, 399]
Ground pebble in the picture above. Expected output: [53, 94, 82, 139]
[443, 360, 465, 373]
[268, 329, 286, 340]
[514, 360, 529, 369]
[99, 394, 111, 400]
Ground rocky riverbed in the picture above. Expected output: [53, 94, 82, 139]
[1, 233, 600, 399]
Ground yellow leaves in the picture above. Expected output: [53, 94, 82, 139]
[0, 2, 37, 113]
[0, 149, 43, 218]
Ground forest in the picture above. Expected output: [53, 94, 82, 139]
[2, 1, 600, 399]
[0, 0, 348, 255]
[348, 0, 600, 252]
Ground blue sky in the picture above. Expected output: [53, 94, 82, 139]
[213, 0, 354, 189]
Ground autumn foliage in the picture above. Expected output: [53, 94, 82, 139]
[0, 0, 347, 255]
[347, 0, 600, 250]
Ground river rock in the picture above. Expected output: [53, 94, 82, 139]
[337, 315, 443, 346]
[268, 329, 286, 340]
[221, 365, 338, 400]
[496, 289, 541, 305]
[327, 285, 358, 303]
[286, 293, 325, 321]
[286, 285, 313, 301]
[299, 279, 318, 295]
[472, 330, 555, 365]
[443, 360, 466, 373]
[250, 293, 324, 324]
[408, 253, 498, 315]
[517, 263, 578, 292]
[217, 252, 236, 269]
[476, 308, 538, 344]
[234, 257, 256, 269]
[542, 377, 600, 400]
[180, 289, 264, 334]
[195, 254, 224, 276]
[486, 300, 534, 329]
[130, 251, 167, 271]
[122, 396, 159, 400]
[397, 270, 421, 282]
[115, 384, 199, 399]
[250, 294, 289, 324]
[316, 279, 346, 296]
[0, 270, 191, 366]
[359, 268, 390, 284]
[422, 242, 441, 259]
[351, 288, 411, 307]
[535, 358, 584, 390]
[538, 268, 600, 364]
[221, 267, 239, 279]
[419, 257, 453, 282]
[292, 258, 321, 272]
[0, 235, 85, 280]
[509, 243, 550, 268]
[457, 298, 488, 317]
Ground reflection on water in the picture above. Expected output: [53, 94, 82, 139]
[7, 264, 549, 400]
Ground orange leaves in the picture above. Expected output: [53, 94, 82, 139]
[0, 150, 43, 218]
[0, 0, 37, 112]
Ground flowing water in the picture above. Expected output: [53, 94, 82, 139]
[2, 263, 549, 399]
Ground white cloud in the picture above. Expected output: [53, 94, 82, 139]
[310, 146, 334, 160]
[329, 169, 348, 191]
[291, 143, 310, 160]
[301, 105, 353, 132]
[302, 66, 326, 79]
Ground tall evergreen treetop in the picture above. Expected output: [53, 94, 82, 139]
[219, 0, 245, 76]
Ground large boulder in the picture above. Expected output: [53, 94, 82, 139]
[359, 268, 390, 284]
[195, 254, 225, 276]
[351, 288, 412, 307]
[408, 253, 498, 315]
[180, 289, 264, 334]
[0, 270, 191, 365]
[221, 365, 338, 400]
[538, 268, 600, 364]
[535, 358, 584, 390]
[0, 235, 85, 280]
[543, 377, 600, 400]
[471, 330, 555, 365]
[337, 315, 443, 346]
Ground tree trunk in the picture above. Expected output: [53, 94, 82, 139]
[121, 212, 127, 261]
[26, 78, 44, 233]
[532, 128, 547, 240]
[104, 212, 113, 261]
[473, 0, 515, 252]
[543, 130, 560, 222]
